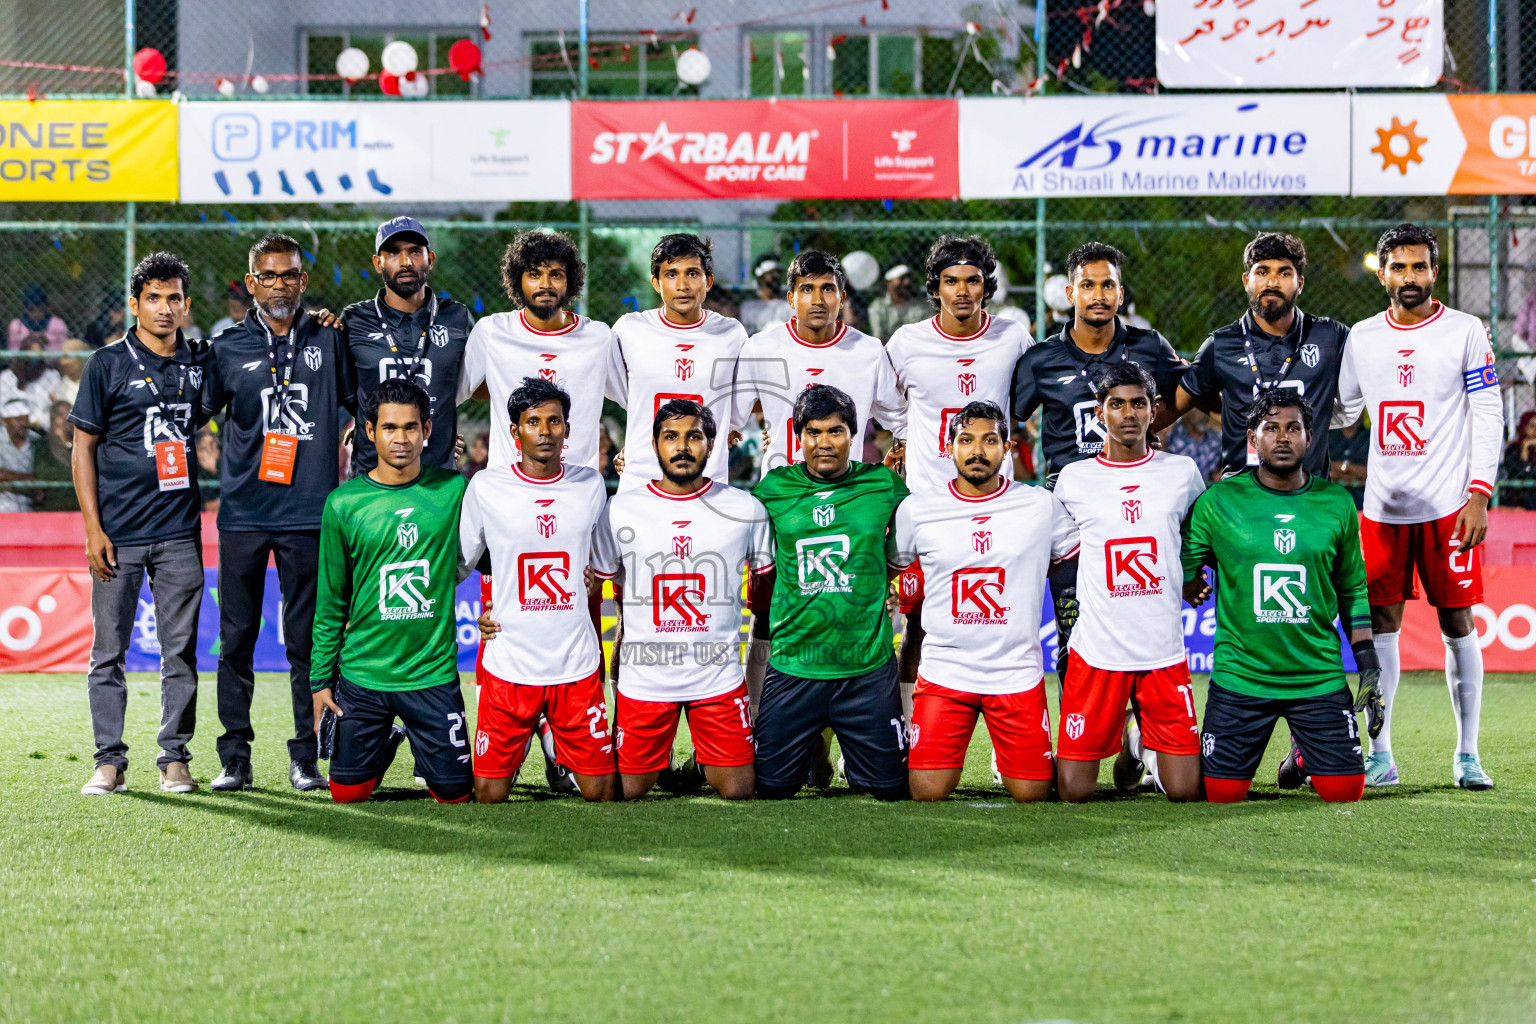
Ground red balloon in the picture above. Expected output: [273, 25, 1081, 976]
[133, 47, 166, 85]
[448, 39, 482, 81]
[378, 71, 402, 96]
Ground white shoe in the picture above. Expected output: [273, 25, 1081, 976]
[990, 751, 1003, 787]
[159, 761, 198, 793]
[81, 765, 126, 796]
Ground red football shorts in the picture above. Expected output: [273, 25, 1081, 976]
[1059, 657, 1199, 761]
[1361, 510, 1483, 608]
[473, 667, 613, 779]
[615, 682, 755, 774]
[908, 678, 1054, 780]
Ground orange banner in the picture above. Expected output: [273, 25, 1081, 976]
[1399, 565, 1536, 672]
[0, 568, 94, 673]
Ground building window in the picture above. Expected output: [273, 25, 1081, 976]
[748, 31, 810, 97]
[830, 33, 920, 95]
[303, 30, 477, 96]
[528, 34, 701, 97]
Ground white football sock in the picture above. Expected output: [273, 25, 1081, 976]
[900, 681, 915, 731]
[1443, 631, 1483, 757]
[1371, 631, 1401, 755]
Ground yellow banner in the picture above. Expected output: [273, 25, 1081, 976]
[0, 101, 177, 201]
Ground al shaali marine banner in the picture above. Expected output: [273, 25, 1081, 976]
[0, 101, 178, 201]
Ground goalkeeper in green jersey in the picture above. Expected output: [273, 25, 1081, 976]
[1182, 387, 1383, 804]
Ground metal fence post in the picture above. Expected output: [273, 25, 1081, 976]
[1032, 0, 1048, 348]
[123, 0, 136, 306]
[577, 0, 591, 317]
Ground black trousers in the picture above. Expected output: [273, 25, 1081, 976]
[216, 529, 320, 764]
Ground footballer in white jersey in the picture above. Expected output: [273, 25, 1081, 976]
[610, 235, 750, 492]
[1052, 364, 1206, 803]
[732, 250, 905, 474]
[459, 230, 612, 472]
[1330, 224, 1503, 791]
[601, 399, 774, 800]
[887, 310, 1034, 492]
[890, 400, 1072, 803]
[459, 376, 617, 803]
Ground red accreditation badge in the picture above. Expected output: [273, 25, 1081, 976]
[258, 432, 298, 485]
[155, 440, 191, 491]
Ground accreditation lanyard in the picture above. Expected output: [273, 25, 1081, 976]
[1241, 312, 1309, 465]
[256, 312, 300, 485]
[126, 329, 192, 492]
[374, 291, 438, 383]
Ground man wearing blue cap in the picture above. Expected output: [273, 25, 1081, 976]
[340, 217, 475, 476]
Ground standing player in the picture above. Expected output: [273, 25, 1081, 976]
[461, 230, 612, 473]
[610, 234, 748, 490]
[1332, 224, 1503, 790]
[751, 384, 911, 800]
[886, 234, 1034, 494]
[1052, 364, 1206, 802]
[732, 250, 906, 476]
[891, 401, 1071, 802]
[460, 377, 617, 803]
[341, 217, 474, 476]
[601, 400, 772, 799]
[309, 378, 473, 804]
[1183, 388, 1383, 804]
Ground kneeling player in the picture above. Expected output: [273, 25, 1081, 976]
[460, 377, 617, 803]
[601, 400, 773, 799]
[1052, 364, 1206, 802]
[892, 402, 1073, 802]
[1182, 388, 1383, 804]
[310, 379, 473, 804]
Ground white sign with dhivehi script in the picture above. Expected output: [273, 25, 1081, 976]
[958, 95, 1349, 198]
[179, 101, 571, 203]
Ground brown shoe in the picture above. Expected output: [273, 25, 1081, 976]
[159, 761, 198, 793]
[81, 764, 126, 796]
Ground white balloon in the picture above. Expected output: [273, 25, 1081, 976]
[217, 78, 236, 97]
[842, 251, 880, 291]
[134, 78, 156, 98]
[381, 40, 419, 76]
[335, 46, 369, 81]
[250, 75, 269, 93]
[1044, 273, 1071, 314]
[676, 47, 711, 86]
[398, 71, 430, 98]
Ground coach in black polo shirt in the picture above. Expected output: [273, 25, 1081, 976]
[1172, 232, 1350, 478]
[70, 252, 211, 798]
[203, 233, 353, 792]
[341, 216, 474, 475]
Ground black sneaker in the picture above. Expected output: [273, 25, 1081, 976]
[211, 759, 253, 792]
[1277, 736, 1307, 790]
[544, 759, 579, 795]
[658, 755, 707, 795]
[290, 758, 329, 792]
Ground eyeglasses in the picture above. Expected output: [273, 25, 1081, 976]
[251, 270, 304, 287]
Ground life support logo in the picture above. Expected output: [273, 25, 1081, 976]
[0, 593, 59, 652]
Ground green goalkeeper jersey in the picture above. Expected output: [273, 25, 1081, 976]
[1181, 471, 1370, 699]
[310, 466, 468, 693]
[754, 461, 910, 679]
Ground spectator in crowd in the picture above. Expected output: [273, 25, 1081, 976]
[989, 265, 1031, 328]
[1501, 410, 1536, 510]
[1, 333, 61, 428]
[461, 432, 489, 479]
[739, 258, 791, 335]
[0, 396, 37, 511]
[598, 423, 621, 490]
[209, 280, 254, 338]
[1329, 419, 1371, 510]
[31, 399, 78, 511]
[178, 303, 205, 343]
[9, 284, 68, 350]
[704, 283, 741, 321]
[82, 290, 127, 349]
[1119, 283, 1153, 331]
[195, 427, 221, 513]
[867, 264, 930, 341]
[1163, 407, 1223, 482]
[52, 338, 91, 407]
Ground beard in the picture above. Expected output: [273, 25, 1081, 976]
[1258, 453, 1303, 477]
[1248, 291, 1296, 324]
[523, 288, 566, 319]
[384, 265, 429, 300]
[1392, 283, 1430, 309]
[660, 453, 703, 487]
[958, 458, 998, 484]
[257, 295, 299, 322]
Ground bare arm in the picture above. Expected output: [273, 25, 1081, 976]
[71, 428, 115, 581]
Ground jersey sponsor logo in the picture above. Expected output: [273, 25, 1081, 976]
[260, 382, 315, 439]
[378, 559, 436, 621]
[396, 521, 418, 549]
[536, 514, 558, 539]
[517, 551, 574, 610]
[1300, 343, 1320, 368]
[1273, 528, 1296, 554]
[652, 572, 709, 631]
[538, 368, 557, 383]
[430, 324, 450, 348]
[1120, 484, 1138, 492]
[973, 531, 992, 555]
[1253, 563, 1310, 623]
[812, 504, 835, 527]
[1273, 513, 1295, 522]
[1398, 349, 1414, 357]
[535, 499, 555, 508]
[795, 534, 853, 594]
[141, 403, 193, 452]
[899, 570, 921, 598]
[1073, 399, 1106, 454]
[1064, 713, 1086, 740]
[1464, 364, 1499, 393]
[1202, 732, 1215, 757]
[1398, 363, 1414, 387]
[378, 356, 432, 390]
[1121, 499, 1142, 524]
[956, 358, 975, 367]
[951, 567, 1008, 624]
[186, 367, 203, 390]
[673, 535, 691, 558]
[1377, 400, 1428, 455]
[676, 343, 695, 352]
[957, 372, 977, 397]
[303, 346, 322, 371]
[1249, 378, 1305, 401]
[972, 515, 991, 523]
[474, 730, 489, 757]
[1105, 536, 1163, 596]
[242, 359, 263, 372]
[675, 358, 695, 382]
[804, 367, 824, 376]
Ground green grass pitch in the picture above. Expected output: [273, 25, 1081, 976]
[1, 671, 1533, 1024]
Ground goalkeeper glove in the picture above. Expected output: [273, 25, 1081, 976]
[1350, 638, 1384, 740]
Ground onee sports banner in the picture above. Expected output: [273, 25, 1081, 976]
[1352, 93, 1536, 195]
[0, 100, 178, 201]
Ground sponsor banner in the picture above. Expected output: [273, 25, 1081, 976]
[1400, 566, 1536, 672]
[570, 99, 958, 200]
[958, 95, 1349, 198]
[1352, 93, 1536, 195]
[0, 101, 177, 201]
[1157, 0, 1443, 89]
[179, 100, 570, 204]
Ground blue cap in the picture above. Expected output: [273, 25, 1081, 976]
[375, 216, 431, 253]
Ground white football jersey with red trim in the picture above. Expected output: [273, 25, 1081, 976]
[891, 477, 1072, 695]
[886, 312, 1035, 493]
[601, 480, 773, 702]
[459, 463, 613, 686]
[459, 310, 614, 472]
[732, 319, 906, 474]
[609, 308, 749, 493]
[1053, 450, 1205, 672]
[1334, 302, 1504, 524]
